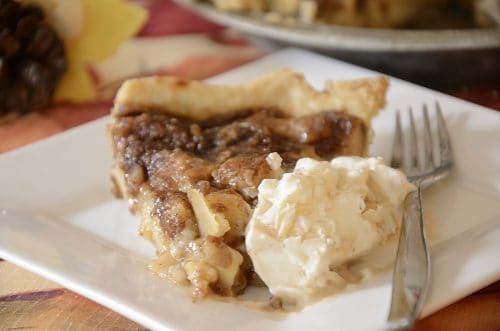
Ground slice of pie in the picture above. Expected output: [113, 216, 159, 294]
[108, 69, 388, 298]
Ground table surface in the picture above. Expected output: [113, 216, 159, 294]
[1, 1, 499, 330]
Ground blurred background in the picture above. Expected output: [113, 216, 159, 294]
[1, 0, 499, 154]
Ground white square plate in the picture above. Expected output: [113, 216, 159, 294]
[1, 48, 499, 331]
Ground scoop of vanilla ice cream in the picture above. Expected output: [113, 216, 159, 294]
[245, 156, 414, 306]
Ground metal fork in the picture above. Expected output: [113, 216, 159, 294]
[387, 102, 454, 330]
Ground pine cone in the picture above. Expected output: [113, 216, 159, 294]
[0, 0, 66, 115]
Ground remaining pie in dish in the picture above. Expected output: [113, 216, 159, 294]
[108, 70, 388, 299]
[204, 0, 437, 27]
[200, 0, 490, 28]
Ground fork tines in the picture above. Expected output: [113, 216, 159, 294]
[391, 102, 453, 180]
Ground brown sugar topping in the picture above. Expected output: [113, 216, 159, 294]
[110, 108, 367, 296]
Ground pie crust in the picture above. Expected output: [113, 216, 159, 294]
[113, 69, 387, 125]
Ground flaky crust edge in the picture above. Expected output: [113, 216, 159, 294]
[112, 69, 388, 126]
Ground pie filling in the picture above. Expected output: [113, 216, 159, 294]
[109, 108, 368, 297]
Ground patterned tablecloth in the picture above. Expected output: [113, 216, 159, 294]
[1, 1, 499, 330]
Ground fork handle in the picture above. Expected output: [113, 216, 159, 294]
[387, 185, 430, 330]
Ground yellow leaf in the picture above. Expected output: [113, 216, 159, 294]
[75, 0, 148, 61]
[55, 44, 96, 102]
[55, 0, 148, 102]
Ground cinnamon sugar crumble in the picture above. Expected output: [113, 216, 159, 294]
[109, 108, 366, 297]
